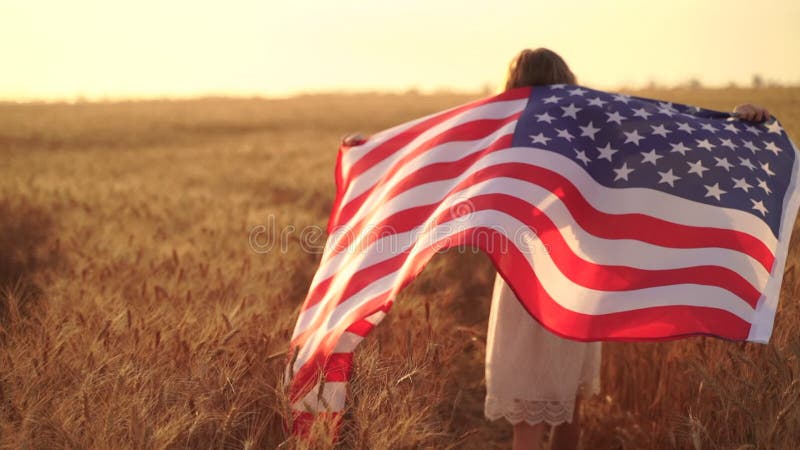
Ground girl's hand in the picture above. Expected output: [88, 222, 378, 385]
[342, 133, 367, 147]
[733, 104, 771, 122]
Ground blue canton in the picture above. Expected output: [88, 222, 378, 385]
[511, 84, 795, 237]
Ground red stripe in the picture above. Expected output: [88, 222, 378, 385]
[346, 319, 375, 337]
[325, 353, 353, 382]
[300, 159, 773, 316]
[327, 142, 347, 234]
[291, 411, 314, 436]
[289, 226, 751, 403]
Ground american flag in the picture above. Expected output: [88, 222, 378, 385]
[285, 85, 800, 433]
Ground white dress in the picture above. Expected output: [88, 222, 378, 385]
[484, 273, 602, 426]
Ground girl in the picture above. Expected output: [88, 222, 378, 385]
[484, 48, 598, 450]
[344, 48, 770, 450]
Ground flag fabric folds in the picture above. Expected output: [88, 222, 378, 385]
[285, 85, 800, 434]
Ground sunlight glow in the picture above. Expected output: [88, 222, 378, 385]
[1, 0, 798, 100]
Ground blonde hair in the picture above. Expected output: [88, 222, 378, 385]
[504, 48, 576, 90]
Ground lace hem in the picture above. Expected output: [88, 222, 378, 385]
[484, 396, 575, 426]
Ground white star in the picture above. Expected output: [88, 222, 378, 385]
[543, 95, 562, 104]
[766, 120, 783, 135]
[530, 132, 551, 146]
[549, 84, 567, 89]
[587, 96, 607, 107]
[700, 123, 718, 133]
[695, 138, 715, 151]
[613, 162, 635, 181]
[556, 128, 575, 142]
[657, 102, 677, 116]
[764, 141, 781, 155]
[704, 183, 727, 201]
[579, 121, 601, 140]
[650, 124, 671, 137]
[561, 103, 582, 119]
[723, 122, 741, 134]
[687, 160, 709, 177]
[720, 138, 736, 150]
[714, 156, 733, 171]
[732, 177, 753, 192]
[743, 140, 760, 153]
[761, 161, 775, 176]
[669, 142, 692, 155]
[745, 124, 762, 135]
[536, 112, 556, 124]
[575, 148, 591, 166]
[632, 108, 652, 119]
[751, 199, 768, 216]
[641, 149, 662, 165]
[757, 178, 771, 195]
[605, 111, 626, 125]
[568, 87, 588, 96]
[613, 93, 632, 104]
[658, 169, 680, 187]
[623, 129, 645, 145]
[677, 122, 696, 133]
[596, 143, 619, 161]
[738, 157, 756, 171]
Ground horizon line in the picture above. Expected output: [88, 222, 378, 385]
[2, 80, 798, 105]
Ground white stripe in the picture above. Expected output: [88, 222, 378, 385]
[338, 99, 527, 207]
[293, 208, 762, 373]
[292, 381, 346, 412]
[333, 332, 363, 353]
[365, 310, 386, 324]
[308, 147, 774, 301]
[749, 140, 800, 342]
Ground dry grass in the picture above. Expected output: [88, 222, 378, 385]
[1, 87, 799, 449]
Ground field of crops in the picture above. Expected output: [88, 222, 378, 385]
[1, 87, 799, 448]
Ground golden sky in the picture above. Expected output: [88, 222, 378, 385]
[2, 0, 798, 100]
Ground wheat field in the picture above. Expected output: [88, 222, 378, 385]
[1, 87, 799, 449]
